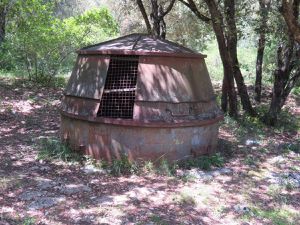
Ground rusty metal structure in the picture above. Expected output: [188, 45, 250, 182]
[60, 34, 223, 162]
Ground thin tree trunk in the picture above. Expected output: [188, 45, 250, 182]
[136, 0, 152, 34]
[255, 0, 270, 102]
[158, 5, 167, 39]
[0, 3, 7, 46]
[221, 75, 228, 113]
[264, 43, 294, 125]
[149, 0, 175, 39]
[150, 0, 160, 37]
[204, 0, 238, 117]
[222, 67, 238, 117]
[234, 67, 257, 116]
[264, 68, 287, 125]
[255, 38, 265, 102]
[224, 0, 256, 116]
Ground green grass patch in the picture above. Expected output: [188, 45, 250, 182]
[37, 137, 83, 162]
[251, 207, 300, 225]
[23, 216, 36, 225]
[243, 155, 259, 167]
[148, 215, 169, 225]
[109, 155, 139, 176]
[178, 153, 224, 170]
[177, 192, 196, 206]
[157, 159, 178, 176]
[292, 86, 300, 95]
[282, 139, 300, 153]
[37, 138, 225, 177]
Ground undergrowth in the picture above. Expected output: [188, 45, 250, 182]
[248, 207, 300, 225]
[92, 153, 224, 176]
[222, 105, 299, 142]
[37, 137, 225, 176]
[110, 155, 139, 176]
[0, 70, 67, 88]
[282, 139, 300, 153]
[178, 153, 224, 170]
[37, 137, 83, 162]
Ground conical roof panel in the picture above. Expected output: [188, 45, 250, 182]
[78, 33, 205, 58]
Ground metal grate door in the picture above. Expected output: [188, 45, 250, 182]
[97, 55, 139, 119]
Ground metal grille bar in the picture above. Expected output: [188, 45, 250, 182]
[97, 55, 139, 119]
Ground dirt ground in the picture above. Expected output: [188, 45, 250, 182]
[0, 77, 299, 225]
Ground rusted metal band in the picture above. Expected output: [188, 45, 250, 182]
[134, 97, 216, 104]
[60, 110, 223, 128]
[63, 95, 101, 101]
[63, 94, 216, 104]
[77, 50, 206, 59]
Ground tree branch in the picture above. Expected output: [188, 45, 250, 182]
[178, 0, 190, 8]
[178, 0, 211, 24]
[136, 0, 152, 34]
[161, 0, 176, 17]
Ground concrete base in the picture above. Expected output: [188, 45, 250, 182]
[60, 115, 220, 162]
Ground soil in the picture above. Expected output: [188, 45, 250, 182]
[0, 77, 299, 225]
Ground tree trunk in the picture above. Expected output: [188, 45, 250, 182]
[137, 0, 175, 39]
[204, 0, 238, 117]
[221, 76, 228, 113]
[136, 0, 152, 34]
[264, 68, 287, 125]
[265, 46, 300, 125]
[281, 0, 300, 44]
[0, 3, 7, 46]
[255, 37, 265, 102]
[264, 0, 300, 125]
[224, 0, 256, 116]
[264, 43, 296, 125]
[158, 5, 166, 39]
[150, 0, 160, 36]
[255, 0, 270, 102]
[150, 0, 167, 38]
[223, 65, 238, 117]
[234, 66, 257, 116]
[264, 94, 281, 126]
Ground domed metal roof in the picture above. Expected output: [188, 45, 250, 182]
[78, 33, 206, 58]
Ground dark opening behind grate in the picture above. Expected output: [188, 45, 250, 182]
[97, 55, 139, 119]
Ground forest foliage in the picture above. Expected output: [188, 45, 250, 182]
[0, 0, 118, 82]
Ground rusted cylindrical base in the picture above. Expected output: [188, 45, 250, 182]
[60, 114, 220, 162]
